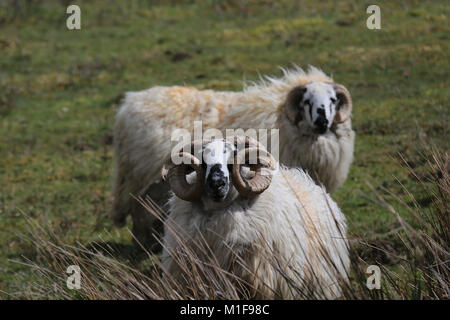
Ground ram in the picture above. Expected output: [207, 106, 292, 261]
[112, 66, 355, 245]
[160, 137, 350, 299]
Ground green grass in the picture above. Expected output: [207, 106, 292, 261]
[0, 0, 448, 298]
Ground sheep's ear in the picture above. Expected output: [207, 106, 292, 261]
[333, 83, 352, 123]
[285, 85, 307, 125]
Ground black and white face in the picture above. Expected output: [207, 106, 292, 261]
[301, 82, 338, 134]
[202, 140, 236, 202]
[286, 81, 346, 135]
[163, 137, 276, 207]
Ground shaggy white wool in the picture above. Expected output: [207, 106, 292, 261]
[161, 166, 350, 299]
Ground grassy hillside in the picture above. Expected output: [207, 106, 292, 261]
[0, 0, 448, 297]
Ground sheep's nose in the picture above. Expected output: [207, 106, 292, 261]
[314, 116, 328, 134]
[209, 176, 226, 189]
[206, 173, 229, 202]
[316, 116, 327, 125]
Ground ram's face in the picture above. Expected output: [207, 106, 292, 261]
[162, 137, 277, 206]
[202, 140, 236, 202]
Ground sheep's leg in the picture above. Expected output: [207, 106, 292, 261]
[112, 164, 131, 227]
[130, 181, 171, 253]
[131, 203, 163, 252]
[112, 200, 130, 227]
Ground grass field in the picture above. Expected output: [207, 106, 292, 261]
[0, 0, 448, 298]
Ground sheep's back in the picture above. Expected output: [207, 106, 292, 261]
[114, 86, 240, 187]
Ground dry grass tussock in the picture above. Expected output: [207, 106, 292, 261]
[10, 148, 449, 300]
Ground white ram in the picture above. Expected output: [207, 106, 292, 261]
[160, 137, 350, 299]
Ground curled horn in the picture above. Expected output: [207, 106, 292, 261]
[231, 137, 277, 198]
[332, 83, 352, 123]
[161, 140, 206, 202]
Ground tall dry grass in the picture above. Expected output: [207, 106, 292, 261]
[8, 148, 449, 299]
[342, 147, 449, 300]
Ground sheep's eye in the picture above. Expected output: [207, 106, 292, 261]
[330, 97, 337, 103]
[303, 99, 310, 106]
